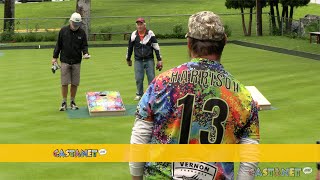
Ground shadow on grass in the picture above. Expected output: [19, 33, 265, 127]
[66, 104, 137, 119]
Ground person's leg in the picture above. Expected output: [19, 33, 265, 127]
[70, 63, 81, 109]
[61, 85, 68, 101]
[145, 59, 155, 85]
[134, 60, 144, 100]
[60, 62, 71, 111]
[59, 85, 68, 111]
[70, 85, 78, 101]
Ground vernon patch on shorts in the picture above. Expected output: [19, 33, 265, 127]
[172, 162, 217, 180]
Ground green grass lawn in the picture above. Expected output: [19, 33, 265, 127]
[235, 35, 320, 55]
[0, 44, 319, 179]
[0, 0, 319, 61]
[1, 0, 319, 55]
[0, 0, 319, 37]
[0, 1, 319, 179]
[0, 0, 318, 19]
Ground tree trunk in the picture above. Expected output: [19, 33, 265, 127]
[76, 0, 91, 40]
[284, 6, 289, 31]
[248, 8, 253, 36]
[275, 2, 281, 28]
[256, 0, 263, 36]
[240, 7, 248, 36]
[3, 0, 15, 32]
[269, 0, 276, 28]
[288, 5, 294, 32]
[281, 5, 288, 32]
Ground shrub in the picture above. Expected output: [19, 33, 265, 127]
[271, 27, 282, 36]
[157, 33, 185, 39]
[13, 33, 25, 42]
[224, 24, 232, 37]
[24, 33, 39, 42]
[173, 24, 183, 34]
[99, 26, 112, 40]
[305, 21, 320, 33]
[42, 32, 58, 41]
[0, 31, 14, 42]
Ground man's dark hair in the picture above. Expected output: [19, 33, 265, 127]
[189, 37, 226, 57]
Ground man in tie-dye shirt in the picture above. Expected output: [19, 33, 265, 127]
[130, 11, 260, 180]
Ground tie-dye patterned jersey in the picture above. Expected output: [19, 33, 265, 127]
[136, 58, 260, 180]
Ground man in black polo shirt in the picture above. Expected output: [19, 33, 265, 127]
[52, 12, 90, 111]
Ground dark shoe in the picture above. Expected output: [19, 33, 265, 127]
[70, 101, 79, 110]
[59, 102, 67, 111]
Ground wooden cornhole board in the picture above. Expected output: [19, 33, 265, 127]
[245, 86, 271, 110]
[86, 91, 126, 116]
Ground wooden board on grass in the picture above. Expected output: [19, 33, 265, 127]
[86, 91, 126, 116]
[245, 86, 271, 110]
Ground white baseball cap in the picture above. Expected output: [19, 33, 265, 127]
[70, 12, 82, 23]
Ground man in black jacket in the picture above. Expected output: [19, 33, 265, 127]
[52, 12, 90, 111]
[126, 17, 163, 101]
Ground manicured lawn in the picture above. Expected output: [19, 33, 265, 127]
[0, 44, 318, 179]
[0, 0, 319, 37]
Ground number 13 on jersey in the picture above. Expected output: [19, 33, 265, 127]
[177, 94, 229, 144]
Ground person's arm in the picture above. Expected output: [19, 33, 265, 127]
[52, 29, 62, 64]
[131, 176, 143, 180]
[317, 163, 320, 180]
[149, 31, 163, 71]
[237, 100, 260, 180]
[317, 141, 320, 180]
[129, 83, 156, 179]
[126, 31, 135, 65]
[149, 31, 162, 61]
[237, 138, 259, 180]
[129, 119, 153, 179]
[82, 31, 89, 58]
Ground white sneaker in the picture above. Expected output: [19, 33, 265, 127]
[134, 96, 141, 101]
[59, 102, 67, 111]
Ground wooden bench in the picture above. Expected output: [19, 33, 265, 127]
[309, 32, 320, 44]
[89, 32, 131, 41]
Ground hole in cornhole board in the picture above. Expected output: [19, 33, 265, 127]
[99, 92, 106, 96]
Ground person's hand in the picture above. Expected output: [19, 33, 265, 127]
[127, 60, 132, 66]
[83, 54, 91, 59]
[253, 100, 261, 111]
[51, 58, 57, 65]
[156, 60, 163, 71]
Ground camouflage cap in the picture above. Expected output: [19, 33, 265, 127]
[186, 11, 225, 41]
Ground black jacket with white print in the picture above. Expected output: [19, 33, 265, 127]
[53, 25, 88, 65]
[126, 29, 162, 61]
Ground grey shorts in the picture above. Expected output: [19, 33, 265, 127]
[61, 62, 81, 86]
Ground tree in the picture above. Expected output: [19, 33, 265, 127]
[225, 0, 267, 36]
[256, 0, 263, 36]
[76, 0, 91, 40]
[269, 0, 281, 29]
[268, 0, 310, 33]
[284, 0, 310, 31]
[3, 0, 15, 32]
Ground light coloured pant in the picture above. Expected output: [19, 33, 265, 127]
[134, 59, 155, 96]
[60, 62, 81, 86]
